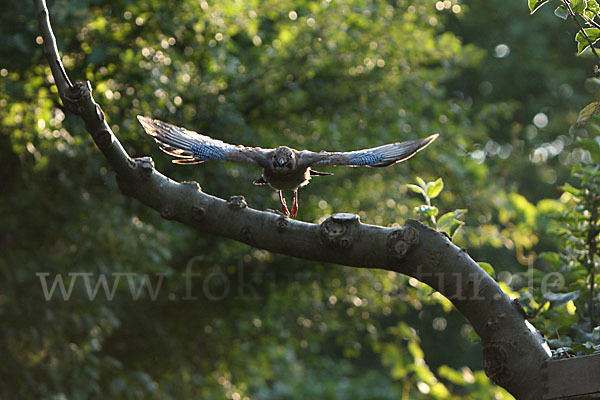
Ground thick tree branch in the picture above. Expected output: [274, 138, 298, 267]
[33, 0, 550, 398]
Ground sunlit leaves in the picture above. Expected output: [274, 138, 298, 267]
[571, 0, 587, 15]
[576, 138, 600, 161]
[542, 0, 600, 56]
[409, 177, 466, 238]
[530, 161, 600, 355]
[438, 209, 467, 238]
[554, 4, 569, 19]
[414, 204, 439, 217]
[558, 183, 581, 196]
[407, 183, 427, 197]
[575, 28, 600, 54]
[477, 262, 496, 279]
[587, 0, 600, 18]
[575, 101, 600, 126]
[529, 0, 550, 14]
[427, 178, 444, 199]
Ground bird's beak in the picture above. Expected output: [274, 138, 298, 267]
[278, 157, 286, 166]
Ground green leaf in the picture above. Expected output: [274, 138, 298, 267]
[406, 184, 426, 197]
[586, 0, 600, 18]
[437, 209, 466, 238]
[413, 204, 438, 217]
[593, 326, 600, 341]
[538, 251, 560, 268]
[559, 182, 581, 196]
[426, 178, 444, 199]
[555, 4, 569, 19]
[438, 365, 466, 385]
[589, 121, 600, 134]
[468, 328, 481, 343]
[576, 138, 600, 161]
[575, 102, 600, 126]
[415, 176, 427, 189]
[477, 262, 496, 279]
[575, 28, 600, 54]
[544, 290, 581, 308]
[572, 0, 588, 14]
[529, 0, 550, 14]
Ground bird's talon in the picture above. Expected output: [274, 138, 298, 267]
[290, 191, 298, 217]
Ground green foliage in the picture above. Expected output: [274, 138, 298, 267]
[3, 0, 600, 397]
[576, 28, 600, 54]
[410, 177, 466, 238]
[477, 262, 496, 279]
[530, 0, 600, 127]
[575, 101, 600, 126]
[519, 157, 600, 357]
[529, 0, 551, 14]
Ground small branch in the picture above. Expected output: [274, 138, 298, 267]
[582, 13, 600, 30]
[32, 0, 72, 97]
[563, 0, 600, 65]
[529, 299, 549, 319]
[588, 198, 598, 330]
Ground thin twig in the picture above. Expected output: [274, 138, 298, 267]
[582, 13, 600, 30]
[529, 299, 549, 319]
[588, 198, 598, 330]
[563, 0, 600, 65]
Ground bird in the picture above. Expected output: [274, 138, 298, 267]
[137, 116, 438, 217]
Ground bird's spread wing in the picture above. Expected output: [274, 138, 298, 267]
[297, 134, 438, 168]
[137, 116, 271, 167]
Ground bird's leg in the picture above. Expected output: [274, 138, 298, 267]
[290, 190, 298, 217]
[278, 191, 290, 215]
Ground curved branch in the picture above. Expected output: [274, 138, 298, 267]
[33, 0, 550, 398]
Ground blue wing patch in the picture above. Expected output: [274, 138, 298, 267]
[347, 152, 384, 166]
[191, 144, 230, 161]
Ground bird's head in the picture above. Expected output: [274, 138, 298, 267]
[272, 146, 295, 169]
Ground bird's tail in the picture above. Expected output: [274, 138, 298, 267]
[137, 115, 204, 164]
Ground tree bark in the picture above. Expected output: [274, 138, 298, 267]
[32, 0, 551, 398]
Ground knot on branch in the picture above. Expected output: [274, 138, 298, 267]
[387, 226, 419, 262]
[192, 205, 207, 221]
[483, 342, 512, 386]
[91, 119, 113, 150]
[241, 226, 254, 243]
[227, 195, 247, 210]
[191, 198, 208, 221]
[485, 313, 506, 332]
[136, 157, 155, 179]
[320, 213, 360, 249]
[275, 216, 288, 232]
[182, 181, 201, 192]
[65, 80, 92, 114]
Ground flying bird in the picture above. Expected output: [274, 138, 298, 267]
[138, 116, 438, 217]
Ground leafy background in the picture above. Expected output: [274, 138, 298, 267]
[1, 0, 598, 398]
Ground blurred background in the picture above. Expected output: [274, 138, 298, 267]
[1, 0, 597, 398]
